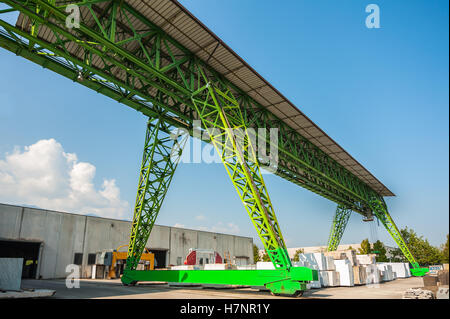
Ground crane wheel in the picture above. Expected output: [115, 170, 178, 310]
[270, 290, 303, 298]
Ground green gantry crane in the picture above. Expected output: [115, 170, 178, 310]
[0, 0, 428, 296]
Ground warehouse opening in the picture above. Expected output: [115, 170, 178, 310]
[148, 249, 167, 269]
[0, 240, 41, 279]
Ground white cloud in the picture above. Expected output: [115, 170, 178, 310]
[0, 139, 130, 219]
[195, 214, 206, 221]
[173, 223, 186, 228]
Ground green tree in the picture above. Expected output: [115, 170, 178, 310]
[390, 248, 406, 263]
[441, 234, 449, 264]
[358, 238, 372, 255]
[292, 249, 304, 262]
[253, 244, 261, 263]
[261, 252, 271, 262]
[373, 240, 388, 262]
[394, 227, 444, 266]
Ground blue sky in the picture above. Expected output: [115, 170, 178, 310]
[0, 1, 448, 248]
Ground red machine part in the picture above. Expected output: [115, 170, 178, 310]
[184, 250, 196, 265]
[184, 250, 222, 265]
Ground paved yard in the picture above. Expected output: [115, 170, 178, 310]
[19, 276, 423, 299]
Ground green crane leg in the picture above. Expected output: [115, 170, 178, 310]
[370, 199, 428, 276]
[190, 68, 291, 270]
[121, 84, 318, 295]
[125, 117, 186, 272]
[327, 205, 352, 251]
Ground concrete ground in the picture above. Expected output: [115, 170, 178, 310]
[20, 277, 423, 299]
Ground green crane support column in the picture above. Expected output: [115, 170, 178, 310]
[370, 199, 428, 276]
[125, 116, 186, 273]
[327, 205, 352, 251]
[190, 66, 291, 270]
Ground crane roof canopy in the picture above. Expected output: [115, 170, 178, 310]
[16, 0, 394, 196]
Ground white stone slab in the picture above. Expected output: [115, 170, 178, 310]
[256, 262, 275, 270]
[236, 265, 256, 270]
[0, 258, 23, 291]
[312, 253, 327, 270]
[404, 263, 411, 277]
[377, 264, 394, 281]
[299, 253, 318, 269]
[353, 265, 367, 285]
[325, 256, 336, 270]
[319, 271, 329, 286]
[365, 264, 381, 284]
[0, 289, 55, 299]
[355, 254, 376, 265]
[437, 287, 449, 299]
[333, 259, 354, 286]
[204, 264, 236, 270]
[306, 280, 321, 289]
[343, 250, 358, 266]
[325, 271, 340, 287]
[170, 265, 203, 270]
[324, 251, 346, 260]
[381, 262, 408, 278]
[292, 260, 309, 268]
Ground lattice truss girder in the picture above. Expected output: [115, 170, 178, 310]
[0, 0, 384, 215]
[126, 115, 187, 270]
[190, 65, 291, 268]
[327, 205, 352, 251]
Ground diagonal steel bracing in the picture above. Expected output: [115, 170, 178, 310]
[369, 199, 427, 275]
[327, 205, 352, 251]
[126, 116, 186, 271]
[190, 66, 291, 269]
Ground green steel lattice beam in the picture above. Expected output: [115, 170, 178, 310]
[327, 205, 352, 252]
[0, 0, 383, 213]
[126, 115, 186, 271]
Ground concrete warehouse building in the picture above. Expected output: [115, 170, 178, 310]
[0, 203, 253, 280]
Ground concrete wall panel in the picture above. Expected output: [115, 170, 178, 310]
[54, 212, 86, 278]
[83, 217, 130, 260]
[17, 208, 62, 279]
[234, 236, 253, 262]
[197, 232, 217, 251]
[147, 225, 170, 250]
[215, 233, 235, 260]
[0, 204, 22, 239]
[169, 228, 198, 265]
